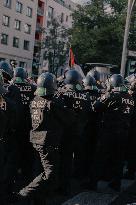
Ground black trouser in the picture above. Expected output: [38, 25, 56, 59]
[126, 123, 136, 176]
[89, 128, 128, 186]
[18, 144, 60, 198]
[17, 131, 34, 182]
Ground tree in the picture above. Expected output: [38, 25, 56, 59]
[70, 0, 128, 66]
[43, 17, 70, 75]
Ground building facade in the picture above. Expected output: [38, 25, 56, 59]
[33, 0, 77, 75]
[45, 0, 77, 28]
[0, 0, 38, 74]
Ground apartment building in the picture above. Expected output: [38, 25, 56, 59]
[45, 0, 77, 28]
[0, 0, 38, 73]
[33, 0, 77, 74]
[33, 0, 46, 75]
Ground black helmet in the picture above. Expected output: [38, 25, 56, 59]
[109, 74, 124, 88]
[83, 75, 96, 89]
[14, 67, 27, 80]
[36, 72, 57, 96]
[0, 61, 13, 80]
[87, 70, 99, 81]
[65, 69, 81, 85]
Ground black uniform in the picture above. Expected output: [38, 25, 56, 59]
[81, 89, 101, 178]
[57, 85, 90, 192]
[0, 106, 8, 200]
[12, 80, 36, 180]
[0, 94, 18, 197]
[125, 81, 136, 178]
[90, 88, 134, 189]
[17, 94, 64, 199]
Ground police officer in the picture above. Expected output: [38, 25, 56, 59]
[124, 74, 136, 179]
[0, 62, 25, 195]
[0, 61, 22, 103]
[87, 70, 101, 89]
[12, 67, 36, 181]
[57, 69, 90, 193]
[88, 74, 134, 191]
[80, 75, 100, 179]
[0, 71, 18, 202]
[10, 72, 64, 202]
[0, 72, 8, 202]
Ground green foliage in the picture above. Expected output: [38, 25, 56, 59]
[44, 17, 69, 74]
[70, 0, 128, 66]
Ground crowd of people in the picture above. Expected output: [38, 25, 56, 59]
[0, 60, 136, 204]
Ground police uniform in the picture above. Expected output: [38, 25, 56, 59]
[90, 88, 134, 190]
[125, 81, 136, 178]
[80, 88, 101, 178]
[57, 84, 90, 193]
[12, 79, 36, 180]
[0, 93, 18, 198]
[17, 94, 64, 199]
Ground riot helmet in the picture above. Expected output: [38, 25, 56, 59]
[14, 67, 27, 83]
[36, 72, 57, 96]
[65, 69, 81, 85]
[83, 75, 97, 90]
[87, 70, 99, 81]
[109, 74, 124, 88]
[0, 61, 13, 80]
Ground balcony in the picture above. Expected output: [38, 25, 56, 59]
[37, 7, 44, 16]
[36, 23, 43, 32]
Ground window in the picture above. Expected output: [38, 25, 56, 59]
[1, 34, 8, 45]
[48, 6, 54, 19]
[24, 40, 30, 50]
[13, 37, 19, 48]
[26, 7, 32, 17]
[0, 58, 5, 62]
[19, 61, 26, 67]
[16, 1, 22, 13]
[66, 15, 68, 22]
[4, 0, 11, 8]
[61, 13, 64, 23]
[24, 24, 31, 34]
[14, 19, 21, 30]
[2, 15, 10, 27]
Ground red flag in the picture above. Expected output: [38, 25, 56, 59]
[69, 48, 75, 68]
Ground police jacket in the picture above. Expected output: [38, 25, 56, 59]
[30, 95, 63, 147]
[94, 88, 134, 128]
[13, 80, 36, 131]
[57, 84, 90, 136]
[0, 95, 17, 143]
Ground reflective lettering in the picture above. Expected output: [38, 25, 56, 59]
[122, 98, 134, 106]
[31, 100, 46, 109]
[17, 85, 32, 92]
[64, 92, 87, 100]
